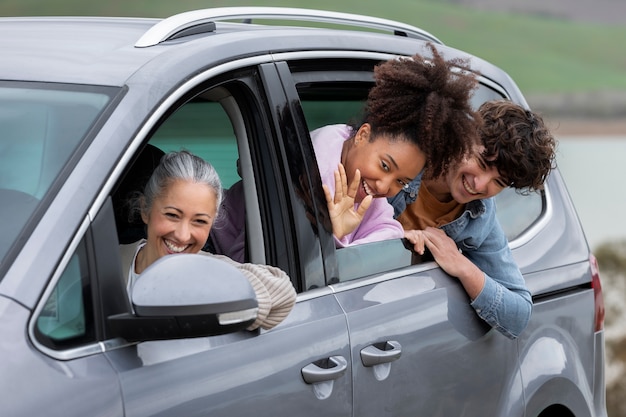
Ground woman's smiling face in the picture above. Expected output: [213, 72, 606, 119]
[141, 179, 218, 266]
[343, 124, 426, 203]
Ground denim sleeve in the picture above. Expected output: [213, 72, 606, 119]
[463, 220, 532, 339]
[388, 172, 422, 218]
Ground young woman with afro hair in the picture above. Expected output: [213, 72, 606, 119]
[311, 42, 479, 247]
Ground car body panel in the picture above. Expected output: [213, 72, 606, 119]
[0, 297, 123, 417]
[107, 292, 352, 417]
[332, 269, 525, 416]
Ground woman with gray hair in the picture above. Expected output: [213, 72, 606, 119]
[120, 150, 296, 331]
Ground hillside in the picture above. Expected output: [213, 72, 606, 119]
[455, 0, 626, 131]
[458, 0, 626, 25]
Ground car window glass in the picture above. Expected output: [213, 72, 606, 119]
[34, 236, 95, 350]
[470, 83, 505, 109]
[335, 239, 413, 282]
[495, 187, 544, 240]
[0, 83, 118, 275]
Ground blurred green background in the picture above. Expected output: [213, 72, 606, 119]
[2, 0, 626, 100]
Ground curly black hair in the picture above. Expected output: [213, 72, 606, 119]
[478, 100, 557, 193]
[362, 43, 480, 179]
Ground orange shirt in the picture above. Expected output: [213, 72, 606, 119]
[397, 183, 465, 230]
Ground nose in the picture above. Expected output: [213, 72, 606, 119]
[174, 220, 192, 242]
[473, 173, 490, 193]
[376, 176, 395, 197]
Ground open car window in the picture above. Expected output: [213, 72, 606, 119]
[292, 61, 546, 282]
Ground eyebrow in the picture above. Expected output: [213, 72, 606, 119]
[385, 153, 414, 183]
[163, 206, 212, 218]
[385, 154, 400, 170]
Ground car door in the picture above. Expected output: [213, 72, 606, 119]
[102, 65, 353, 417]
[276, 52, 527, 417]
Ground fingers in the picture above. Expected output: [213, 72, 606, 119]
[330, 163, 351, 204]
[425, 227, 450, 243]
[347, 167, 361, 199]
[339, 163, 349, 196]
[354, 194, 372, 217]
[404, 229, 426, 254]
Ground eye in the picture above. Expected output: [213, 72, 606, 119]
[476, 155, 488, 170]
[164, 212, 179, 219]
[495, 178, 508, 188]
[397, 179, 408, 187]
[381, 160, 390, 172]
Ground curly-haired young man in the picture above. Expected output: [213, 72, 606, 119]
[393, 100, 557, 339]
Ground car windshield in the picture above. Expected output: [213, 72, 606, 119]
[0, 82, 118, 271]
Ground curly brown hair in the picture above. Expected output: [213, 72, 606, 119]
[478, 100, 557, 192]
[363, 43, 479, 179]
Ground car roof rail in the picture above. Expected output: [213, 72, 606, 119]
[135, 6, 443, 48]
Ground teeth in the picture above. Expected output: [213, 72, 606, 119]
[165, 239, 188, 253]
[462, 177, 478, 195]
[362, 180, 374, 196]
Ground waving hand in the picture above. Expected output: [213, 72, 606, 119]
[322, 163, 373, 239]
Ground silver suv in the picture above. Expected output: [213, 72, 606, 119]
[0, 7, 607, 417]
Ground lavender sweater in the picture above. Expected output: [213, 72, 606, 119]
[310, 124, 404, 247]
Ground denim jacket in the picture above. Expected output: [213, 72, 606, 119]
[390, 181, 532, 339]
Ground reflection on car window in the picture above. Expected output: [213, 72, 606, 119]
[35, 236, 94, 350]
[0, 83, 118, 272]
[335, 239, 413, 282]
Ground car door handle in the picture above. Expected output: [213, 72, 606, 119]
[301, 355, 348, 384]
[360, 340, 402, 367]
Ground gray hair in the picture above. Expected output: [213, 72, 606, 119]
[141, 150, 223, 216]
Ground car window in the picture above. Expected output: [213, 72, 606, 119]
[0, 83, 119, 276]
[293, 64, 547, 282]
[149, 98, 240, 188]
[34, 235, 95, 350]
[335, 239, 413, 282]
[495, 187, 544, 241]
[114, 85, 250, 265]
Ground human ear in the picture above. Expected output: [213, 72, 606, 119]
[354, 123, 371, 145]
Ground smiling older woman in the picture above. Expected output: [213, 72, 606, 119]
[120, 150, 296, 331]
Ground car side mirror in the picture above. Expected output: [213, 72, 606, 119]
[108, 254, 258, 342]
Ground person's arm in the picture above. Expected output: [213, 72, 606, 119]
[206, 253, 296, 331]
[458, 220, 532, 339]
